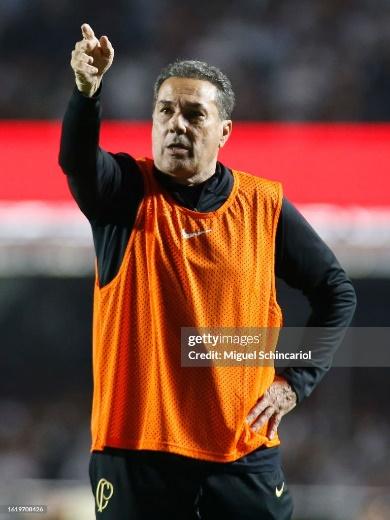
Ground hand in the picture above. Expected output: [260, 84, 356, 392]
[245, 377, 297, 439]
[70, 23, 114, 97]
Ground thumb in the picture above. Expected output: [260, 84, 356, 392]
[81, 23, 96, 41]
[99, 35, 113, 56]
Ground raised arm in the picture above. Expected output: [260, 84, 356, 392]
[58, 24, 143, 222]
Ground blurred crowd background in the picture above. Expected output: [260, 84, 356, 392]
[1, 1, 390, 519]
[2, 0, 390, 120]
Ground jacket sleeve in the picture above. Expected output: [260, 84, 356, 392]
[58, 85, 143, 222]
[275, 198, 357, 403]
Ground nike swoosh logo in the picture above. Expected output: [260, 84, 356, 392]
[181, 229, 212, 239]
[275, 482, 285, 498]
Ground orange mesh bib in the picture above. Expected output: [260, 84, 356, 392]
[91, 158, 283, 461]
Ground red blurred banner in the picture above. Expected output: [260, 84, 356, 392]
[1, 121, 390, 205]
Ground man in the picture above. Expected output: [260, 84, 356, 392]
[59, 23, 356, 520]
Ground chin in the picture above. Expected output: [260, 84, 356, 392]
[160, 159, 195, 179]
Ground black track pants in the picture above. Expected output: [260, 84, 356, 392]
[89, 447, 293, 520]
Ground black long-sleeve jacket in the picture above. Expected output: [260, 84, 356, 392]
[59, 86, 357, 405]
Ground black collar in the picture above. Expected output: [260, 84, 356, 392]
[153, 162, 234, 212]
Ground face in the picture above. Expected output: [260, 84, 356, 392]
[152, 77, 232, 184]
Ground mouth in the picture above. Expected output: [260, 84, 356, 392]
[166, 143, 191, 154]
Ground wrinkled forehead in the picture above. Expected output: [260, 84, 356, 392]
[156, 77, 219, 108]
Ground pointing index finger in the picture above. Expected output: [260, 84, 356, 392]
[81, 23, 96, 41]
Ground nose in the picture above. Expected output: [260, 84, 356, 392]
[168, 111, 187, 134]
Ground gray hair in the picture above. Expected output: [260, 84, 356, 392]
[153, 60, 235, 119]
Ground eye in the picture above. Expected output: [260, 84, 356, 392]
[160, 107, 172, 115]
[188, 111, 203, 119]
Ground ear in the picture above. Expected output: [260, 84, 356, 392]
[219, 120, 232, 149]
